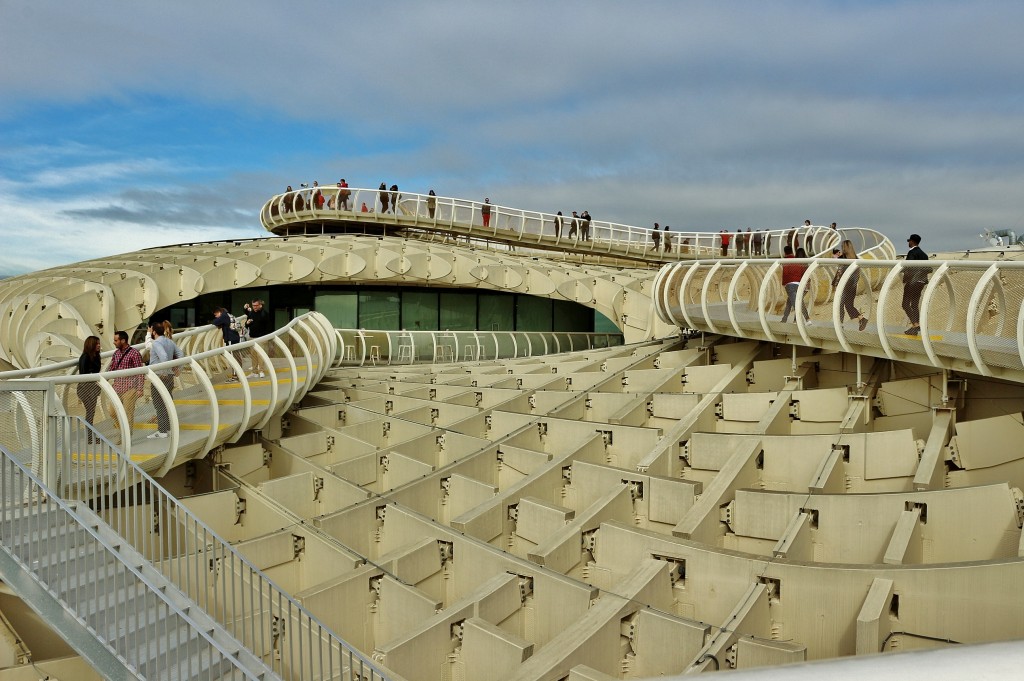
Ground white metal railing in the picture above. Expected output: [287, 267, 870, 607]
[332, 328, 625, 366]
[260, 186, 895, 263]
[0, 437, 269, 680]
[653, 257, 1024, 378]
[56, 414, 391, 680]
[0, 312, 336, 475]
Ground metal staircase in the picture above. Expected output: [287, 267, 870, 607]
[0, 312, 393, 680]
[0, 444, 275, 680]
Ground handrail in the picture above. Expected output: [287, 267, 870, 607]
[0, 439, 268, 680]
[332, 328, 625, 366]
[260, 186, 895, 263]
[653, 256, 1024, 380]
[0, 312, 336, 472]
[35, 414, 393, 681]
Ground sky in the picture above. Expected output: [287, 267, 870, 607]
[1, 1, 1023, 275]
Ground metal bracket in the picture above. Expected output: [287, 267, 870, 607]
[438, 540, 454, 565]
[234, 498, 246, 525]
[292, 534, 306, 559]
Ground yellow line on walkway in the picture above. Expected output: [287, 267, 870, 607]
[134, 422, 231, 432]
[57, 453, 157, 463]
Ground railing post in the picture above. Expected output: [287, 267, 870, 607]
[41, 385, 57, 491]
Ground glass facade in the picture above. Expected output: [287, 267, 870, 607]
[478, 293, 515, 331]
[439, 291, 477, 330]
[160, 285, 619, 336]
[401, 291, 440, 331]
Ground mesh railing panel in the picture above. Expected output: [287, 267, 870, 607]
[655, 258, 1024, 376]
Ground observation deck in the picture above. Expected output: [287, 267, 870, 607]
[261, 186, 895, 264]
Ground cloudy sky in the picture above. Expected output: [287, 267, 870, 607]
[1, 1, 1022, 275]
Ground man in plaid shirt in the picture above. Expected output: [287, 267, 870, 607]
[106, 330, 144, 443]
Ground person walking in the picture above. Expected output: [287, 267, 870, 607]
[568, 211, 579, 239]
[832, 240, 869, 331]
[902, 234, 929, 335]
[780, 246, 810, 323]
[554, 211, 564, 237]
[378, 183, 390, 214]
[651, 223, 661, 252]
[77, 335, 102, 441]
[427, 190, 437, 219]
[107, 330, 144, 444]
[663, 226, 672, 253]
[147, 322, 182, 440]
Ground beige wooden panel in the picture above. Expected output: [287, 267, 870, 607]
[793, 386, 850, 423]
[721, 391, 777, 422]
[952, 412, 1024, 469]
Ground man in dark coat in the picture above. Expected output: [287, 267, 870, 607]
[902, 234, 929, 335]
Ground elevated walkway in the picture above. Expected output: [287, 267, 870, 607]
[653, 257, 1024, 382]
[261, 187, 895, 265]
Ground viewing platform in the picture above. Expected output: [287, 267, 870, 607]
[261, 186, 896, 264]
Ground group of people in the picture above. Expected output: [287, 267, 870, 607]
[552, 210, 594, 240]
[76, 299, 274, 445]
[277, 179, 353, 214]
[779, 234, 929, 335]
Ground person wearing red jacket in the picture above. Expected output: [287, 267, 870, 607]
[780, 246, 810, 323]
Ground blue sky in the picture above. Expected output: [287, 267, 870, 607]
[1, 1, 1023, 274]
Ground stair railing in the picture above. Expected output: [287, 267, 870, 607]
[41, 411, 392, 681]
[0, 441, 268, 680]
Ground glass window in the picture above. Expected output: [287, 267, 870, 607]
[516, 295, 553, 331]
[315, 291, 358, 329]
[402, 291, 439, 331]
[358, 291, 400, 330]
[553, 300, 592, 332]
[439, 291, 477, 330]
[594, 310, 619, 334]
[479, 293, 514, 331]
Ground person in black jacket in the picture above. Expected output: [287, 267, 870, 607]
[77, 335, 102, 441]
[902, 234, 929, 335]
[213, 307, 242, 381]
[244, 299, 272, 378]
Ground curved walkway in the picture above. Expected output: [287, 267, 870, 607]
[0, 312, 336, 476]
[261, 186, 895, 263]
[654, 257, 1024, 380]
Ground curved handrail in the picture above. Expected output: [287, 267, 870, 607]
[332, 328, 624, 366]
[260, 187, 895, 264]
[0, 312, 337, 473]
[653, 257, 1024, 380]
